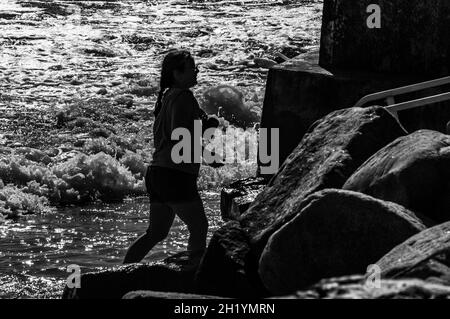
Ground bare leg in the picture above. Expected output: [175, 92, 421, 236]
[123, 202, 175, 264]
[170, 198, 208, 254]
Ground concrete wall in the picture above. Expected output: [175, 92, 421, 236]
[258, 50, 430, 173]
[320, 0, 450, 77]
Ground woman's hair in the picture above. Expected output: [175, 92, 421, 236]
[154, 50, 193, 117]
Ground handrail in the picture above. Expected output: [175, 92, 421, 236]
[353, 76, 450, 108]
[386, 92, 450, 113]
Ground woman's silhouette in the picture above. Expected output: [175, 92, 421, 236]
[123, 50, 220, 264]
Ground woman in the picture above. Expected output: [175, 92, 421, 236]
[123, 50, 220, 264]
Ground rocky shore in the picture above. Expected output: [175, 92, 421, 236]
[62, 105, 450, 299]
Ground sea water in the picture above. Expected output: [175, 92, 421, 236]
[0, 0, 322, 298]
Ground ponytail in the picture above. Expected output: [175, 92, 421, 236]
[153, 50, 193, 118]
[154, 88, 165, 117]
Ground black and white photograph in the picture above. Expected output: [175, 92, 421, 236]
[1, 0, 450, 309]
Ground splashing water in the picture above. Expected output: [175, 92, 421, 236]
[0, 0, 323, 298]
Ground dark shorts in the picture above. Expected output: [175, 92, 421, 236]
[145, 166, 200, 204]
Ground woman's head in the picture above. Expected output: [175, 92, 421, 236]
[154, 50, 199, 116]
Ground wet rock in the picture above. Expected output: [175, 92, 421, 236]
[110, 80, 122, 87]
[123, 291, 229, 299]
[240, 106, 407, 256]
[114, 95, 133, 108]
[202, 85, 259, 128]
[96, 88, 108, 95]
[259, 189, 427, 295]
[343, 130, 450, 223]
[62, 251, 200, 299]
[70, 79, 83, 86]
[279, 275, 450, 299]
[0, 12, 20, 20]
[220, 177, 267, 221]
[253, 58, 277, 69]
[194, 221, 267, 298]
[128, 86, 158, 97]
[373, 221, 450, 286]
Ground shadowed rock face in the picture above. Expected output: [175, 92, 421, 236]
[276, 275, 450, 299]
[192, 106, 407, 298]
[259, 189, 427, 295]
[193, 221, 267, 298]
[239, 106, 407, 255]
[62, 252, 199, 299]
[373, 221, 450, 286]
[343, 130, 450, 223]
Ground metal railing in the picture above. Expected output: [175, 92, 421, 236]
[353, 76, 450, 119]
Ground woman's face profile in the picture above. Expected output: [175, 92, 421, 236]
[173, 58, 198, 88]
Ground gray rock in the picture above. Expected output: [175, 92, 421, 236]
[373, 221, 450, 285]
[240, 106, 407, 256]
[259, 189, 426, 295]
[62, 251, 199, 299]
[97, 88, 108, 95]
[343, 130, 450, 223]
[129, 86, 158, 97]
[114, 95, 133, 108]
[277, 275, 450, 299]
[194, 221, 267, 298]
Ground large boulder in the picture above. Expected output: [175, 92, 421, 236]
[277, 275, 450, 299]
[343, 130, 450, 223]
[240, 106, 407, 255]
[373, 221, 450, 286]
[62, 251, 199, 299]
[193, 221, 267, 298]
[259, 189, 427, 295]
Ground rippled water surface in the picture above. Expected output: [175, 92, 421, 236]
[0, 0, 322, 298]
[0, 191, 222, 298]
